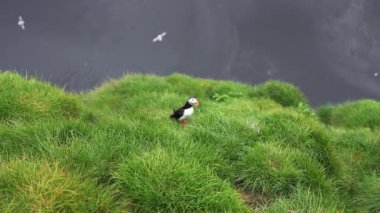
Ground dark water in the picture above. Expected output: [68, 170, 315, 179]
[1, 0, 379, 105]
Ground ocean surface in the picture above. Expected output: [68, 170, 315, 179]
[1, 0, 379, 105]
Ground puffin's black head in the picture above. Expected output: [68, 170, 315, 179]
[187, 97, 200, 107]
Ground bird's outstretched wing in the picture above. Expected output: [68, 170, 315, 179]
[170, 108, 184, 120]
[152, 32, 167, 43]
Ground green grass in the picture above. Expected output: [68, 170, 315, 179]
[354, 175, 380, 212]
[114, 147, 248, 212]
[0, 72, 80, 122]
[0, 70, 379, 212]
[0, 159, 125, 212]
[317, 99, 380, 129]
[237, 142, 333, 197]
[256, 187, 343, 212]
[254, 80, 307, 107]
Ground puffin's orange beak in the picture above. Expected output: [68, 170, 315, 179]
[195, 101, 200, 107]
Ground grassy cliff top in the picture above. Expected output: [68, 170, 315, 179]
[0, 71, 379, 212]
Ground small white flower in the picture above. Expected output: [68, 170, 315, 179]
[152, 32, 167, 43]
[249, 121, 260, 134]
[374, 72, 378, 77]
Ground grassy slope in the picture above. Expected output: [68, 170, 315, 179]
[0, 71, 379, 212]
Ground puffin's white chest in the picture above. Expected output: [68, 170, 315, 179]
[179, 107, 194, 121]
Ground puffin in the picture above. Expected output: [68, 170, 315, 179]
[170, 97, 200, 126]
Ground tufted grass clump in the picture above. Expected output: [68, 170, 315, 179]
[257, 187, 343, 212]
[328, 128, 380, 211]
[256, 110, 339, 176]
[354, 175, 380, 212]
[318, 99, 380, 129]
[316, 104, 335, 125]
[0, 119, 94, 161]
[114, 148, 249, 212]
[0, 72, 80, 122]
[0, 160, 125, 212]
[254, 80, 307, 107]
[237, 143, 332, 197]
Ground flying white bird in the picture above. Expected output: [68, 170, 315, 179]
[18, 16, 25, 30]
[152, 32, 167, 43]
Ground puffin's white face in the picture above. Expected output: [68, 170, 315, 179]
[188, 97, 199, 107]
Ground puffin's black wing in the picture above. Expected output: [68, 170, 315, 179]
[170, 108, 184, 120]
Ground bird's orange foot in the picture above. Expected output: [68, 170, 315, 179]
[181, 120, 187, 127]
